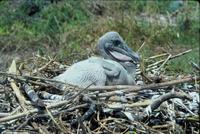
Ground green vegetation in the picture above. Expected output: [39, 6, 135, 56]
[0, 0, 199, 74]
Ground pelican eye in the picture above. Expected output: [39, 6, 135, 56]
[112, 40, 121, 47]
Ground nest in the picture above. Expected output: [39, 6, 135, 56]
[0, 49, 199, 134]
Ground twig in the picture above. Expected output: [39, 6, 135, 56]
[0, 101, 69, 123]
[191, 61, 200, 71]
[8, 103, 88, 126]
[86, 76, 199, 99]
[0, 113, 9, 117]
[71, 102, 96, 126]
[107, 99, 151, 109]
[0, 71, 67, 84]
[0, 83, 90, 123]
[137, 42, 145, 52]
[139, 122, 164, 134]
[8, 60, 28, 111]
[35, 54, 69, 68]
[136, 50, 191, 74]
[173, 97, 197, 116]
[146, 49, 192, 68]
[125, 100, 151, 108]
[45, 107, 68, 133]
[87, 76, 199, 92]
[22, 83, 46, 108]
[155, 54, 172, 75]
[0, 71, 74, 89]
[141, 72, 154, 83]
[144, 90, 192, 115]
[32, 59, 54, 75]
[152, 123, 173, 129]
[145, 53, 168, 61]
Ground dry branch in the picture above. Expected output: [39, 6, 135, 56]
[0, 71, 66, 84]
[191, 61, 200, 71]
[145, 53, 168, 61]
[146, 49, 192, 68]
[88, 76, 199, 92]
[32, 59, 54, 75]
[8, 60, 28, 111]
[0, 84, 89, 123]
[145, 90, 192, 115]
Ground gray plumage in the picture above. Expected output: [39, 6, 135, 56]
[53, 31, 140, 89]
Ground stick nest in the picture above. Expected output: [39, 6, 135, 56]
[0, 50, 199, 134]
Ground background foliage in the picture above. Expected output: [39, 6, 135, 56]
[0, 0, 199, 74]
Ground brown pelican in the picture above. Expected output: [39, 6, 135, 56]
[53, 31, 140, 89]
